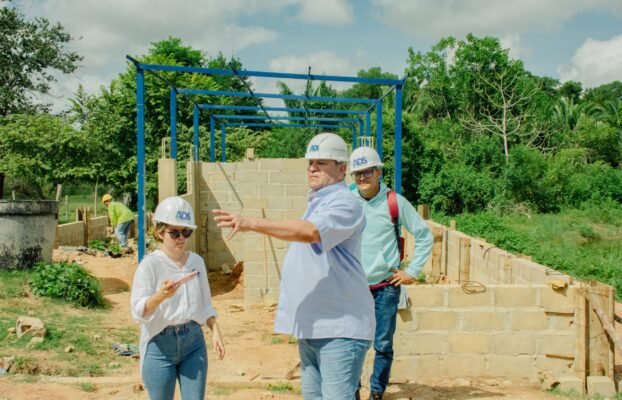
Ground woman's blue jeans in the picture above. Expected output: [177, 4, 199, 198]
[370, 284, 400, 394]
[142, 321, 207, 400]
[298, 337, 370, 399]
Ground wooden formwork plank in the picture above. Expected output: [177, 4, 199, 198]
[586, 283, 615, 378]
[431, 227, 444, 281]
[458, 237, 471, 283]
[574, 285, 588, 391]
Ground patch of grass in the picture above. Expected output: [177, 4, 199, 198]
[78, 381, 96, 392]
[209, 386, 236, 396]
[0, 270, 30, 299]
[271, 336, 284, 344]
[57, 188, 108, 224]
[267, 382, 297, 393]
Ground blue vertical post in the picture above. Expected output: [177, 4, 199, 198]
[221, 124, 226, 162]
[193, 104, 199, 161]
[210, 115, 215, 162]
[394, 84, 403, 194]
[366, 111, 371, 138]
[170, 89, 177, 159]
[357, 119, 364, 148]
[350, 126, 356, 150]
[376, 100, 383, 159]
[136, 67, 146, 261]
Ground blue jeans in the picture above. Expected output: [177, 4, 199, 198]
[298, 337, 370, 399]
[370, 284, 400, 394]
[142, 321, 207, 400]
[114, 220, 132, 247]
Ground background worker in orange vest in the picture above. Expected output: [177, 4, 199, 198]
[349, 146, 433, 400]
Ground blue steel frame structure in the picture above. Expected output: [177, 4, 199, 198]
[128, 56, 405, 260]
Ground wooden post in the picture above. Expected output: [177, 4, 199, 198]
[431, 227, 444, 281]
[458, 237, 471, 283]
[449, 219, 456, 230]
[55, 184, 62, 201]
[574, 285, 588, 392]
[84, 207, 91, 246]
[417, 204, 429, 220]
[587, 284, 615, 378]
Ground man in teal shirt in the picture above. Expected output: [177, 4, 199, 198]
[350, 146, 433, 400]
[102, 194, 134, 251]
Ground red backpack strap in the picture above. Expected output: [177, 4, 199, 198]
[387, 191, 405, 261]
[387, 191, 399, 223]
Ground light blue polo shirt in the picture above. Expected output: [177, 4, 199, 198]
[274, 181, 375, 340]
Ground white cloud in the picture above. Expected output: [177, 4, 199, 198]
[19, 0, 288, 112]
[558, 34, 622, 88]
[295, 0, 353, 26]
[500, 35, 531, 60]
[369, 0, 620, 39]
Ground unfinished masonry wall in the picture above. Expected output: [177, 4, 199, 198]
[55, 216, 108, 247]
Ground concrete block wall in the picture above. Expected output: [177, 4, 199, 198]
[56, 216, 113, 247]
[362, 283, 580, 382]
[199, 158, 309, 303]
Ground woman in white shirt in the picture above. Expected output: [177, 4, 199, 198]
[131, 196, 224, 400]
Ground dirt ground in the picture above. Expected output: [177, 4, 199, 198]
[0, 249, 585, 400]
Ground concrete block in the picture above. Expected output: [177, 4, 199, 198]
[534, 356, 574, 377]
[234, 183, 259, 196]
[395, 333, 448, 354]
[285, 184, 309, 197]
[236, 171, 269, 184]
[556, 376, 583, 394]
[461, 311, 506, 331]
[539, 286, 575, 313]
[390, 355, 440, 380]
[510, 310, 549, 331]
[587, 376, 616, 398]
[416, 311, 458, 331]
[269, 171, 305, 184]
[268, 198, 292, 210]
[258, 159, 286, 170]
[283, 209, 304, 220]
[258, 184, 285, 197]
[548, 314, 574, 330]
[536, 333, 576, 355]
[486, 355, 534, 379]
[240, 158, 258, 170]
[244, 287, 264, 304]
[291, 197, 309, 210]
[284, 158, 307, 171]
[447, 286, 491, 307]
[440, 354, 486, 377]
[491, 333, 536, 355]
[448, 334, 490, 353]
[408, 286, 445, 307]
[492, 286, 538, 307]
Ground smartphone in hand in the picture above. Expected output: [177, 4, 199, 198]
[173, 270, 199, 287]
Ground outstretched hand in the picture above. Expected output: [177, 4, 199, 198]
[212, 209, 250, 241]
[388, 269, 415, 286]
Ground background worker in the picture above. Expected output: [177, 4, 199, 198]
[213, 133, 375, 399]
[349, 146, 433, 400]
[131, 196, 225, 399]
[101, 193, 134, 251]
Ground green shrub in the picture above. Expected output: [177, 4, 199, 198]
[88, 240, 107, 252]
[29, 262, 105, 308]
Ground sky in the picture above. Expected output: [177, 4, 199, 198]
[14, 0, 622, 112]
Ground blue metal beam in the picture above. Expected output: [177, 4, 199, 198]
[199, 104, 369, 115]
[394, 84, 403, 194]
[214, 115, 359, 123]
[193, 104, 200, 161]
[136, 67, 146, 261]
[170, 89, 177, 159]
[376, 100, 383, 159]
[224, 123, 355, 129]
[127, 56, 404, 85]
[178, 89, 376, 105]
[210, 115, 215, 162]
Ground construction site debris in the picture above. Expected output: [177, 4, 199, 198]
[16, 316, 46, 338]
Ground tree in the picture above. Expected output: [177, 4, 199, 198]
[558, 81, 583, 102]
[0, 114, 103, 198]
[584, 81, 622, 105]
[0, 5, 82, 116]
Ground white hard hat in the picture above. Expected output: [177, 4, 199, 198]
[349, 146, 383, 172]
[153, 196, 197, 229]
[304, 132, 349, 162]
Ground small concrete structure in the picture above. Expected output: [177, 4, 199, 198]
[0, 200, 58, 269]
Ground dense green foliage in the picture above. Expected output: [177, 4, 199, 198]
[29, 262, 105, 308]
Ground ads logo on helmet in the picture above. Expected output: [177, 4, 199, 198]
[352, 156, 368, 167]
[309, 144, 320, 152]
[176, 211, 192, 221]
